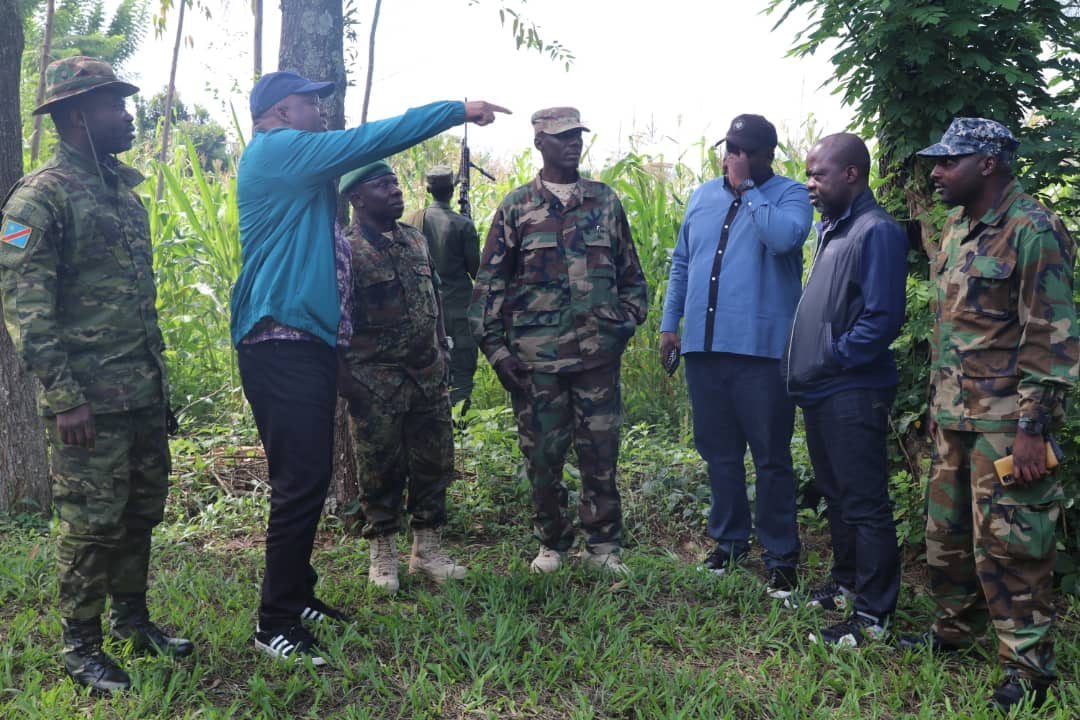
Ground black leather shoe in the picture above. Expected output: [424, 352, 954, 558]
[897, 631, 965, 656]
[62, 617, 131, 692]
[112, 616, 195, 657]
[989, 672, 1052, 712]
[110, 593, 195, 658]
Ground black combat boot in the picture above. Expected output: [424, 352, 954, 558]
[989, 671, 1052, 712]
[109, 593, 195, 658]
[62, 617, 131, 691]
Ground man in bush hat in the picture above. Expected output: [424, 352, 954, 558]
[0, 56, 192, 692]
[904, 117, 1077, 711]
[660, 114, 811, 595]
[231, 68, 507, 665]
[338, 161, 466, 595]
[469, 107, 648, 575]
[406, 165, 480, 411]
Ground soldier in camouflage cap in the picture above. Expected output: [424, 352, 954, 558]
[338, 162, 467, 595]
[405, 165, 481, 410]
[469, 107, 647, 575]
[1, 56, 192, 692]
[915, 117, 1019, 161]
[901, 118, 1078, 711]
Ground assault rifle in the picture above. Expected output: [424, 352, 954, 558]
[458, 105, 496, 220]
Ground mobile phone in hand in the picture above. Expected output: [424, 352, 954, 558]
[663, 346, 680, 376]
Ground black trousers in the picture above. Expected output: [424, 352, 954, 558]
[238, 340, 336, 631]
[802, 387, 901, 621]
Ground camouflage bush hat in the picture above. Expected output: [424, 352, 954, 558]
[339, 160, 395, 194]
[425, 165, 455, 185]
[531, 107, 590, 136]
[917, 117, 1019, 158]
[33, 56, 139, 116]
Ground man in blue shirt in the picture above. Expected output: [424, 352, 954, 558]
[660, 114, 812, 595]
[783, 133, 907, 647]
[230, 70, 507, 665]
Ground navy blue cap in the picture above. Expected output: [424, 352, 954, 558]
[250, 70, 335, 118]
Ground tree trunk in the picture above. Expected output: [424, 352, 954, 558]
[156, 0, 186, 203]
[360, 0, 382, 123]
[0, 0, 50, 514]
[278, 0, 359, 526]
[29, 0, 56, 166]
[253, 0, 263, 78]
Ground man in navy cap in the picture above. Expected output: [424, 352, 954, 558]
[660, 114, 811, 595]
[230, 69, 507, 665]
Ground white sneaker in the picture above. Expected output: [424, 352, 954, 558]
[408, 527, 467, 582]
[369, 534, 400, 594]
[530, 546, 565, 573]
[582, 548, 631, 576]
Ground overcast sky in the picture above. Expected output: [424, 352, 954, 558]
[118, 0, 854, 167]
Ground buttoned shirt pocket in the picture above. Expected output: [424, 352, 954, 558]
[509, 309, 561, 361]
[519, 231, 561, 284]
[958, 347, 1020, 419]
[354, 266, 404, 328]
[583, 226, 616, 279]
[411, 263, 438, 318]
[959, 254, 1016, 320]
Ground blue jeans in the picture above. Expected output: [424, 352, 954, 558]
[684, 352, 800, 569]
[802, 387, 900, 620]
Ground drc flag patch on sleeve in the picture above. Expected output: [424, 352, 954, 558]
[1, 219, 35, 250]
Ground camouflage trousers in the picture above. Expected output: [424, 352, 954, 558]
[349, 380, 454, 539]
[47, 405, 170, 620]
[510, 362, 623, 552]
[927, 427, 1064, 679]
[446, 316, 478, 411]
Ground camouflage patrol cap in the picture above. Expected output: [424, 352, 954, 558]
[531, 107, 590, 136]
[917, 117, 1019, 159]
[33, 56, 139, 116]
[425, 165, 456, 185]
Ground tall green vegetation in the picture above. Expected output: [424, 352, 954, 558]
[20, 0, 150, 161]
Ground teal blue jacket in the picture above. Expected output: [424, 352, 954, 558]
[230, 101, 466, 347]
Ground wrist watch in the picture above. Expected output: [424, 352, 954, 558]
[738, 178, 755, 192]
[1017, 417, 1044, 437]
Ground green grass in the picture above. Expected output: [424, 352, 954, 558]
[1, 427, 1077, 719]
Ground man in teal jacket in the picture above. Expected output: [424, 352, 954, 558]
[230, 69, 507, 665]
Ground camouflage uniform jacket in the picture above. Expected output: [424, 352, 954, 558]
[469, 175, 648, 373]
[930, 180, 1078, 433]
[408, 201, 479, 320]
[0, 142, 166, 416]
[343, 222, 447, 404]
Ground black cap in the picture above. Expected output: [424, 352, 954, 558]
[717, 114, 778, 152]
[250, 70, 335, 119]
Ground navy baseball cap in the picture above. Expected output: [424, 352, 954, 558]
[250, 70, 335, 118]
[716, 114, 778, 152]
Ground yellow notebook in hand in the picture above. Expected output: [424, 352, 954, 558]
[993, 439, 1062, 485]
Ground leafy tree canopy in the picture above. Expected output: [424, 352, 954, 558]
[768, 0, 1080, 221]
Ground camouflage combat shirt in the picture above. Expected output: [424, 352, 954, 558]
[343, 221, 446, 403]
[0, 142, 166, 416]
[408, 201, 479, 320]
[469, 175, 648, 374]
[929, 180, 1078, 433]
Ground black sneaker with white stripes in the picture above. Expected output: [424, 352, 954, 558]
[783, 581, 854, 611]
[809, 611, 888, 648]
[301, 598, 352, 624]
[254, 624, 328, 666]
